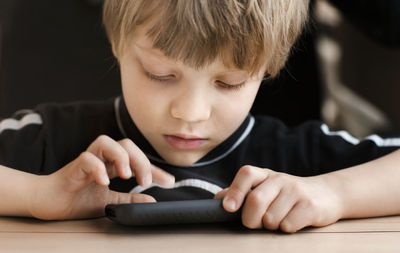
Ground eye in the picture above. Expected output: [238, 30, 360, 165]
[144, 70, 174, 82]
[216, 80, 246, 90]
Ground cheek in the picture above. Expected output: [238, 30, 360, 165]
[120, 71, 157, 124]
[123, 86, 158, 122]
[221, 112, 247, 130]
[214, 94, 254, 133]
[215, 85, 259, 131]
[219, 86, 259, 116]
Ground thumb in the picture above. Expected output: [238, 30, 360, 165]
[214, 188, 229, 199]
[107, 191, 156, 205]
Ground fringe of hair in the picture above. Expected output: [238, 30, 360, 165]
[103, 0, 309, 77]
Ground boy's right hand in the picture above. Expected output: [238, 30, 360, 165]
[28, 135, 175, 220]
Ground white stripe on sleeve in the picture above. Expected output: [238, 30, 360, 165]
[0, 113, 43, 134]
[321, 123, 400, 147]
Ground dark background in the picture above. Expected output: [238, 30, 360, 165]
[0, 0, 121, 117]
[0, 0, 321, 127]
[1, 0, 399, 129]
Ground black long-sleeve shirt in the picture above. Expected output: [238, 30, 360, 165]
[1, 96, 399, 201]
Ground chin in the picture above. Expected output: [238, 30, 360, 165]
[164, 154, 201, 167]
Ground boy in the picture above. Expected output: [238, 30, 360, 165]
[1, 0, 400, 233]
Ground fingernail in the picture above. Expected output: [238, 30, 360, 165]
[224, 197, 237, 211]
[102, 176, 110, 185]
[124, 166, 132, 178]
[143, 174, 152, 187]
[166, 176, 175, 188]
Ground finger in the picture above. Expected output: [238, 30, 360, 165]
[87, 135, 132, 179]
[107, 191, 156, 205]
[223, 166, 269, 212]
[150, 164, 175, 187]
[279, 202, 314, 233]
[241, 180, 281, 229]
[105, 164, 175, 188]
[105, 163, 118, 179]
[262, 188, 297, 230]
[118, 138, 153, 186]
[214, 188, 229, 199]
[64, 152, 110, 192]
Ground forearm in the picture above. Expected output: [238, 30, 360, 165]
[0, 165, 37, 217]
[322, 149, 400, 219]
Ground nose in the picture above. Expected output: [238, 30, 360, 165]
[170, 87, 211, 123]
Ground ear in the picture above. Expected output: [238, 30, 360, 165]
[109, 43, 122, 65]
[110, 43, 118, 58]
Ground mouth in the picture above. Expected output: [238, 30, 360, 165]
[164, 134, 207, 150]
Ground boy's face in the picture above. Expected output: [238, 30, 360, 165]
[119, 30, 264, 166]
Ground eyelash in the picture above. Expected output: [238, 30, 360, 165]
[216, 81, 246, 90]
[144, 71, 245, 90]
[145, 71, 172, 82]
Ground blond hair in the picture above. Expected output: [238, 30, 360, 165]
[103, 0, 309, 77]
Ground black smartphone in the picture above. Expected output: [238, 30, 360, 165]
[105, 199, 241, 226]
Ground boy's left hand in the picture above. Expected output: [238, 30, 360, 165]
[215, 166, 344, 233]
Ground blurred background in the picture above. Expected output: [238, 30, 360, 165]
[316, 0, 400, 137]
[0, 0, 399, 137]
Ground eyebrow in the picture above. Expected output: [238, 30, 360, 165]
[134, 49, 178, 77]
[135, 43, 173, 63]
[135, 43, 251, 78]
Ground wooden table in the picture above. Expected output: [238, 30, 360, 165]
[1, 215, 400, 252]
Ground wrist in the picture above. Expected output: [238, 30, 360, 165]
[27, 173, 60, 220]
[316, 172, 348, 220]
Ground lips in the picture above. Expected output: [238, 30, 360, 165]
[164, 134, 207, 150]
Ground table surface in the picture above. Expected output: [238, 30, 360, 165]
[1, 215, 400, 253]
